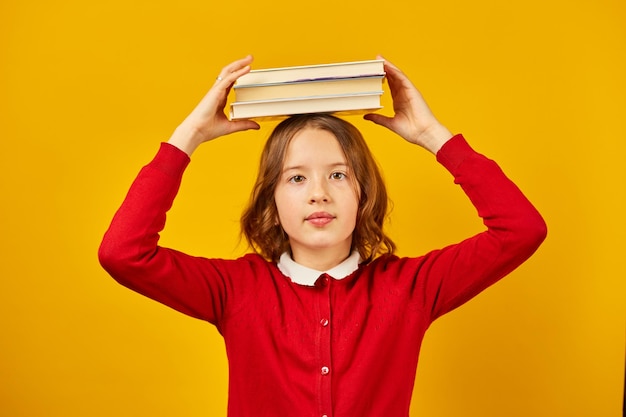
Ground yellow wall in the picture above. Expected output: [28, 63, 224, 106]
[1, 0, 624, 416]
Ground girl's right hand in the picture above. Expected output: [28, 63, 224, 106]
[168, 55, 261, 156]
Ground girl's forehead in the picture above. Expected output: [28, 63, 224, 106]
[287, 128, 342, 153]
[283, 129, 347, 167]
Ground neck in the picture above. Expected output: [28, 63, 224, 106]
[290, 246, 352, 271]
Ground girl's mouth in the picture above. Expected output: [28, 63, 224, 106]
[305, 212, 335, 226]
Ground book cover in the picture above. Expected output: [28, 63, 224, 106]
[234, 75, 384, 102]
[235, 59, 385, 86]
[230, 92, 383, 120]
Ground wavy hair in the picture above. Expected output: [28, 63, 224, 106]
[241, 114, 395, 263]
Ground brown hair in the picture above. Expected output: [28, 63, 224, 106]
[241, 114, 395, 263]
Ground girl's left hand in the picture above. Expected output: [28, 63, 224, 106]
[364, 56, 453, 154]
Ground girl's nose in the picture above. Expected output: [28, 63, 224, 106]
[309, 180, 329, 203]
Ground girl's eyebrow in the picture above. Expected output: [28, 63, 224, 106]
[282, 162, 348, 172]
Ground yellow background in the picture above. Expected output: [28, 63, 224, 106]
[1, 0, 624, 415]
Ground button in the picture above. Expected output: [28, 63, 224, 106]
[322, 415, 328, 417]
[316, 274, 329, 287]
[321, 366, 330, 375]
[320, 318, 329, 327]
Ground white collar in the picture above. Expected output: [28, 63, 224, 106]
[277, 251, 361, 286]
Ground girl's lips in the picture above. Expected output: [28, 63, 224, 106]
[305, 212, 335, 226]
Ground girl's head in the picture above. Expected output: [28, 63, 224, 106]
[241, 113, 395, 263]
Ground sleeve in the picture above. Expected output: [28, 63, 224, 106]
[409, 134, 548, 321]
[98, 143, 234, 325]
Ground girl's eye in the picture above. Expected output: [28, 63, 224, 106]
[331, 172, 347, 180]
[289, 175, 305, 183]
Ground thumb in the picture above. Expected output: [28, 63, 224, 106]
[364, 113, 394, 129]
[227, 119, 261, 134]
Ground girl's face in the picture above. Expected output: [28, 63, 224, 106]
[274, 127, 359, 267]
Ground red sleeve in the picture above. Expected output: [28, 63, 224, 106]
[410, 134, 547, 321]
[98, 143, 233, 324]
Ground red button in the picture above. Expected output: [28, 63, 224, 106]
[316, 275, 329, 287]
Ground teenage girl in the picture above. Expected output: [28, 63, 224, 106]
[99, 55, 547, 417]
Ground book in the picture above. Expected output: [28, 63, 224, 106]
[229, 59, 386, 119]
[230, 92, 383, 120]
[235, 59, 385, 86]
[234, 75, 384, 102]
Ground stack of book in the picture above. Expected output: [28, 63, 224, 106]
[230, 59, 385, 120]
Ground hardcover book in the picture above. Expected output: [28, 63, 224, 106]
[230, 92, 383, 120]
[229, 59, 386, 119]
[235, 59, 385, 86]
[234, 75, 384, 102]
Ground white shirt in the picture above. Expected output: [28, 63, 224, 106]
[277, 251, 361, 286]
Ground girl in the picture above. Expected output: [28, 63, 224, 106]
[99, 55, 547, 417]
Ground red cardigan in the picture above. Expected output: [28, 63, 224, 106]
[99, 135, 546, 417]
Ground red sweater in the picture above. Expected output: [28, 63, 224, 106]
[99, 135, 547, 417]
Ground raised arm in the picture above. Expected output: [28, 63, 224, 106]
[366, 57, 547, 320]
[98, 57, 261, 323]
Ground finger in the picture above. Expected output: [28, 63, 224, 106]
[384, 64, 409, 89]
[379, 65, 405, 101]
[384, 60, 403, 75]
[374, 54, 400, 74]
[223, 54, 254, 74]
[216, 55, 254, 84]
[213, 63, 254, 107]
[363, 113, 394, 128]
[210, 59, 254, 108]
[226, 64, 253, 87]
[228, 119, 261, 133]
